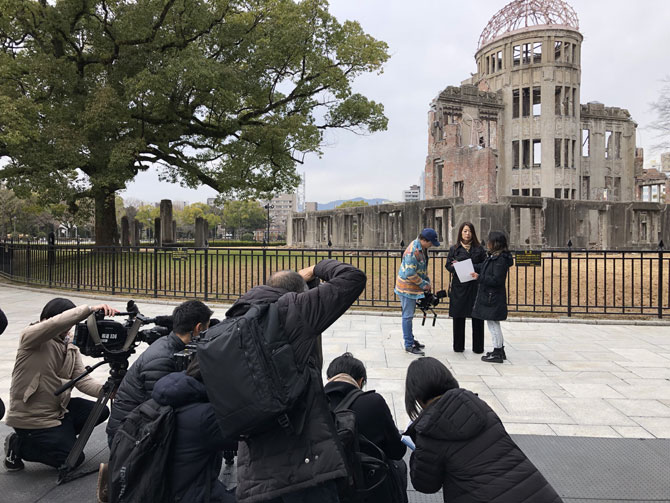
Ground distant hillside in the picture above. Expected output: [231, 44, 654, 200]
[318, 197, 390, 210]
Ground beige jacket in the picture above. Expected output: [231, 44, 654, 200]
[5, 304, 103, 429]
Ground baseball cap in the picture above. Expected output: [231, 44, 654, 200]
[421, 228, 440, 247]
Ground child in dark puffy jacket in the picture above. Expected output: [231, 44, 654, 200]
[470, 231, 515, 364]
[404, 357, 563, 503]
[152, 358, 237, 503]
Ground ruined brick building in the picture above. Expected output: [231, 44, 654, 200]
[425, 0, 639, 203]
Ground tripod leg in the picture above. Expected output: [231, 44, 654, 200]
[57, 381, 116, 485]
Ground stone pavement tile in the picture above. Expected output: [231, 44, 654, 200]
[367, 367, 408, 380]
[545, 371, 625, 385]
[578, 350, 633, 362]
[491, 364, 546, 376]
[549, 424, 621, 437]
[460, 380, 493, 396]
[504, 423, 556, 435]
[626, 366, 670, 379]
[612, 426, 655, 439]
[367, 378, 405, 394]
[448, 362, 502, 377]
[492, 389, 574, 423]
[551, 398, 637, 426]
[630, 417, 670, 438]
[482, 375, 560, 389]
[611, 379, 670, 400]
[607, 399, 670, 417]
[557, 383, 625, 399]
[549, 360, 628, 373]
[539, 351, 588, 361]
[505, 351, 549, 365]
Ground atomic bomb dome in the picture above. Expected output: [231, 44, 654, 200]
[478, 0, 579, 49]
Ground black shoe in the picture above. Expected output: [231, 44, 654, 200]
[485, 346, 506, 360]
[413, 339, 425, 350]
[453, 349, 464, 353]
[4, 433, 24, 472]
[405, 346, 425, 356]
[481, 348, 504, 363]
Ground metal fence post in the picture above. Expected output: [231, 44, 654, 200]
[111, 246, 116, 295]
[48, 233, 55, 287]
[204, 246, 209, 301]
[153, 247, 158, 298]
[567, 240, 573, 317]
[659, 240, 665, 319]
[262, 247, 267, 284]
[26, 238, 31, 283]
[76, 238, 81, 291]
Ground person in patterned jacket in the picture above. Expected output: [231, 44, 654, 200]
[394, 228, 440, 355]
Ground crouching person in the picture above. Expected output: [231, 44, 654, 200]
[4, 299, 117, 471]
[324, 353, 408, 503]
[151, 358, 237, 503]
[404, 357, 562, 502]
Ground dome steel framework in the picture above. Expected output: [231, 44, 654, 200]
[478, 0, 579, 50]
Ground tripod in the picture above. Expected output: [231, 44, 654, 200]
[55, 352, 130, 485]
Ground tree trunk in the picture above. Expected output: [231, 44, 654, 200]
[94, 190, 119, 245]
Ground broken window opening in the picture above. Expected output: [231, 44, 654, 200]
[522, 139, 530, 168]
[563, 86, 571, 116]
[582, 176, 590, 200]
[571, 140, 576, 168]
[512, 140, 520, 169]
[555, 86, 562, 115]
[512, 189, 520, 196]
[497, 51, 503, 71]
[532, 188, 541, 197]
[605, 130, 612, 159]
[555, 138, 562, 167]
[522, 188, 530, 196]
[513, 89, 520, 118]
[513, 45, 520, 66]
[615, 131, 622, 159]
[532, 87, 541, 116]
[572, 189, 576, 200]
[522, 87, 531, 117]
[486, 56, 490, 74]
[532, 42, 542, 63]
[582, 129, 590, 157]
[564, 42, 571, 63]
[522, 43, 531, 65]
[555, 188, 562, 199]
[435, 161, 444, 197]
[479, 135, 485, 147]
[572, 44, 576, 63]
[564, 139, 569, 170]
[453, 181, 464, 198]
[554, 41, 562, 61]
[564, 188, 570, 199]
[572, 88, 577, 117]
[533, 139, 541, 167]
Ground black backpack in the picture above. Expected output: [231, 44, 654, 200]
[331, 388, 393, 503]
[197, 301, 310, 438]
[109, 399, 176, 503]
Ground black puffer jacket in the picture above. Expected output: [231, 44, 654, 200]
[407, 388, 562, 503]
[227, 259, 367, 503]
[106, 332, 184, 446]
[471, 251, 514, 321]
[152, 371, 236, 503]
[446, 244, 487, 318]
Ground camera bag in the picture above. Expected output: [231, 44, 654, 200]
[108, 399, 176, 503]
[197, 301, 310, 438]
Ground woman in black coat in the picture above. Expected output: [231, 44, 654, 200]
[471, 231, 514, 364]
[446, 222, 487, 353]
[404, 357, 563, 503]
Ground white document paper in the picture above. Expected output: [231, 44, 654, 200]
[454, 258, 475, 283]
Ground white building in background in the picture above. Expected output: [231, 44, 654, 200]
[261, 193, 297, 238]
[419, 172, 426, 200]
[403, 184, 421, 202]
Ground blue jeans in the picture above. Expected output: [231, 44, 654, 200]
[400, 295, 417, 349]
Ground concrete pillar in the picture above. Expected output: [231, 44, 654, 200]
[195, 217, 208, 248]
[154, 217, 161, 246]
[121, 216, 130, 246]
[130, 220, 140, 247]
[160, 200, 174, 244]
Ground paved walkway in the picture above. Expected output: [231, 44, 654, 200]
[0, 283, 669, 502]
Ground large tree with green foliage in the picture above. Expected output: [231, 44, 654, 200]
[0, 0, 389, 244]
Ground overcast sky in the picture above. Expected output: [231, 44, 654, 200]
[121, 0, 670, 206]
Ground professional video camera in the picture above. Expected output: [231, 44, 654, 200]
[72, 300, 173, 357]
[416, 289, 447, 326]
[172, 318, 220, 371]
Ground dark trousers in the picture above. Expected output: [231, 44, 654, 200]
[264, 481, 340, 503]
[452, 317, 484, 353]
[14, 397, 109, 468]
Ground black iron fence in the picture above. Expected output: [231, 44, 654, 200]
[0, 241, 667, 319]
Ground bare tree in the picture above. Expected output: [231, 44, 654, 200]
[650, 78, 670, 151]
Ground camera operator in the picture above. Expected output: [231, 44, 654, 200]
[3, 298, 118, 471]
[394, 228, 440, 356]
[106, 299, 212, 447]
